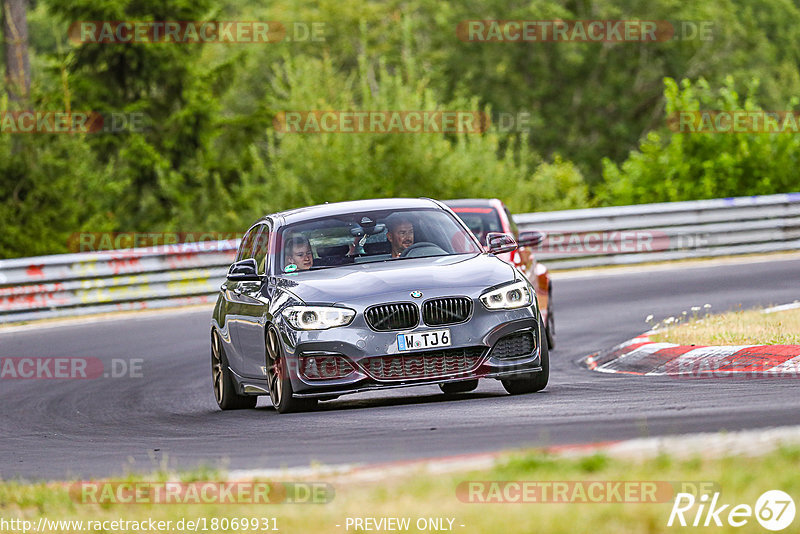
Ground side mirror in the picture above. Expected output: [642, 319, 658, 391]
[227, 258, 260, 281]
[486, 232, 518, 254]
[518, 230, 546, 248]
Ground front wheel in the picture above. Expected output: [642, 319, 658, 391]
[266, 326, 318, 414]
[211, 331, 257, 410]
[501, 320, 550, 395]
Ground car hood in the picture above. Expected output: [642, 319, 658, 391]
[278, 254, 516, 305]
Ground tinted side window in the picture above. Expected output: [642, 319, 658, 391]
[252, 224, 271, 274]
[235, 226, 258, 262]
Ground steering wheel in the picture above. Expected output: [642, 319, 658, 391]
[399, 242, 444, 258]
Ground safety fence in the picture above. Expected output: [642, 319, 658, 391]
[0, 243, 237, 323]
[516, 193, 800, 269]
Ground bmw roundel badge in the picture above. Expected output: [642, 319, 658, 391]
[410, 291, 423, 298]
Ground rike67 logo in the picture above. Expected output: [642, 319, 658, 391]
[668, 490, 795, 531]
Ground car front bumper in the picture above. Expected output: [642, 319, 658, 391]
[279, 306, 543, 397]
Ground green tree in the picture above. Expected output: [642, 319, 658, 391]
[598, 77, 800, 205]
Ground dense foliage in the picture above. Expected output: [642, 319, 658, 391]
[599, 77, 800, 204]
[1, 0, 799, 257]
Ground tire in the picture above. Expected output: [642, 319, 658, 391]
[545, 286, 555, 350]
[501, 319, 550, 395]
[266, 326, 318, 414]
[439, 379, 479, 395]
[211, 330, 258, 410]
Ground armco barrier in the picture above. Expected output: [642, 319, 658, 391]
[0, 242, 237, 323]
[1, 193, 799, 323]
[515, 192, 800, 269]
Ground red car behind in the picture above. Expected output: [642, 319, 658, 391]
[445, 199, 554, 348]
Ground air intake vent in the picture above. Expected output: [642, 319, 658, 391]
[361, 346, 486, 381]
[422, 297, 473, 326]
[491, 332, 535, 360]
[365, 303, 419, 331]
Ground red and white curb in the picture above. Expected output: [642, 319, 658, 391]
[582, 333, 800, 378]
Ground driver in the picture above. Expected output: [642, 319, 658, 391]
[284, 235, 314, 270]
[386, 215, 415, 258]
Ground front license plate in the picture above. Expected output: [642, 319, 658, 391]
[397, 329, 451, 351]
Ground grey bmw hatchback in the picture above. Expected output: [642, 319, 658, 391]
[211, 198, 549, 413]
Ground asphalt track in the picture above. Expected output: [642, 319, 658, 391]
[2, 256, 799, 480]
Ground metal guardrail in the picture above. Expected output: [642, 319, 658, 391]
[515, 192, 800, 269]
[1, 193, 798, 323]
[0, 242, 238, 323]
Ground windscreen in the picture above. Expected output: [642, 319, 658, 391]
[277, 208, 482, 273]
[450, 206, 503, 247]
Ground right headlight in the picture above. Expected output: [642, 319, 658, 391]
[480, 281, 532, 310]
[281, 306, 355, 330]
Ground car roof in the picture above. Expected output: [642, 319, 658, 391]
[259, 198, 444, 226]
[443, 198, 503, 209]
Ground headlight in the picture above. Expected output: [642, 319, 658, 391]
[480, 281, 532, 310]
[281, 306, 355, 330]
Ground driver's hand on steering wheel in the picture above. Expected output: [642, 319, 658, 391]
[347, 235, 365, 257]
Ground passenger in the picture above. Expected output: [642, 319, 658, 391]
[386, 215, 415, 258]
[284, 236, 314, 270]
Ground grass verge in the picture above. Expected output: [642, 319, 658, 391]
[650, 306, 800, 345]
[3, 447, 800, 533]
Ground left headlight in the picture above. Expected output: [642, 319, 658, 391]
[480, 280, 532, 310]
[281, 306, 356, 330]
